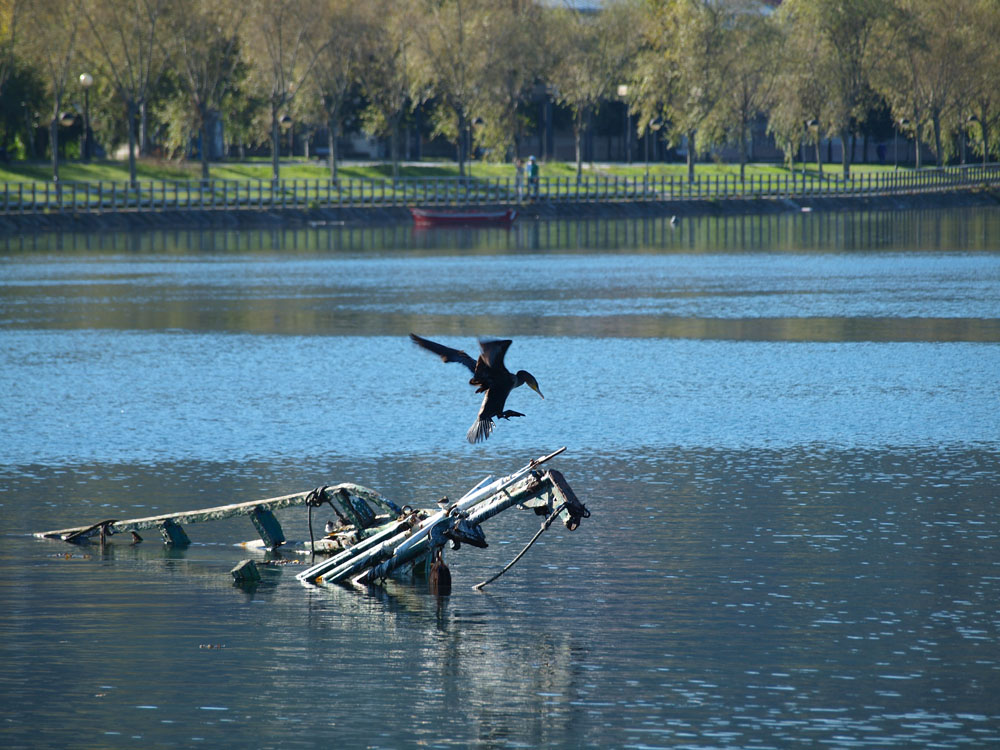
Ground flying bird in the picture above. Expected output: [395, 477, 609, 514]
[409, 333, 543, 443]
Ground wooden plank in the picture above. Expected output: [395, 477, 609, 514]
[34, 482, 393, 540]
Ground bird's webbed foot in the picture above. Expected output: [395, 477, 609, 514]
[499, 410, 525, 420]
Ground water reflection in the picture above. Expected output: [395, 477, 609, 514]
[3, 205, 1000, 255]
[4, 214, 1000, 343]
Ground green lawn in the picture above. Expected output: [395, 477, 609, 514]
[0, 156, 918, 185]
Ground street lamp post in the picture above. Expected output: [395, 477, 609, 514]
[53, 110, 76, 184]
[645, 116, 663, 186]
[79, 73, 93, 162]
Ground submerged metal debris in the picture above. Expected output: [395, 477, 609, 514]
[35, 448, 589, 591]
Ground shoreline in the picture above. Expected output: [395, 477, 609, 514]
[1, 188, 997, 235]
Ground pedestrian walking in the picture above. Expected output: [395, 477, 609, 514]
[527, 156, 539, 199]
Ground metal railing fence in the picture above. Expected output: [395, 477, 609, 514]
[2, 164, 997, 214]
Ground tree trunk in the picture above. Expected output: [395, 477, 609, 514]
[140, 100, 149, 155]
[815, 123, 823, 176]
[390, 118, 399, 180]
[739, 114, 747, 182]
[840, 127, 851, 179]
[24, 109, 37, 158]
[982, 115, 990, 168]
[199, 105, 210, 181]
[914, 120, 923, 169]
[457, 110, 466, 178]
[50, 115, 59, 183]
[200, 120, 210, 180]
[574, 111, 583, 183]
[932, 111, 943, 167]
[127, 99, 138, 188]
[271, 102, 280, 182]
[327, 116, 338, 181]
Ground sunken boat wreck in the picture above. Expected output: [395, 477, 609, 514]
[35, 448, 589, 592]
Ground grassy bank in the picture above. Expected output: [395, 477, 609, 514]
[0, 157, 911, 185]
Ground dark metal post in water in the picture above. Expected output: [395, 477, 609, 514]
[250, 507, 286, 549]
[160, 519, 190, 547]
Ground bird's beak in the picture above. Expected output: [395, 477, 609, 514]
[529, 382, 544, 399]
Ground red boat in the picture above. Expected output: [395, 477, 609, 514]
[410, 207, 517, 227]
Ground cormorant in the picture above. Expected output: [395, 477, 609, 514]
[409, 333, 543, 443]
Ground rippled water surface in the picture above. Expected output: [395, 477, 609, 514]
[2, 208, 999, 748]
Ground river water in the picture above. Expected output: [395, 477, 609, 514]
[2, 207, 999, 749]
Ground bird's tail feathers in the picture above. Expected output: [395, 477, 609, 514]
[467, 418, 494, 444]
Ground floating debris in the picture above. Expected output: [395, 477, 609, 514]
[230, 559, 260, 584]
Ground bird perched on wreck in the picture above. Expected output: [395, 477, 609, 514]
[409, 333, 543, 443]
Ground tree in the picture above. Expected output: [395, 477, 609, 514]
[665, 0, 739, 182]
[78, 0, 171, 187]
[307, 0, 365, 181]
[356, 0, 412, 179]
[780, 0, 893, 178]
[22, 0, 77, 183]
[769, 4, 834, 173]
[467, 0, 547, 162]
[965, 0, 1000, 166]
[219, 61, 267, 161]
[168, 0, 246, 180]
[0, 60, 44, 157]
[244, 0, 325, 182]
[0, 0, 25, 101]
[408, 0, 493, 177]
[876, 0, 972, 168]
[548, 0, 641, 182]
[635, 0, 745, 183]
[630, 2, 675, 171]
[716, 1, 780, 181]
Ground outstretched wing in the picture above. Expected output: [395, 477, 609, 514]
[410, 333, 477, 374]
[477, 338, 512, 370]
